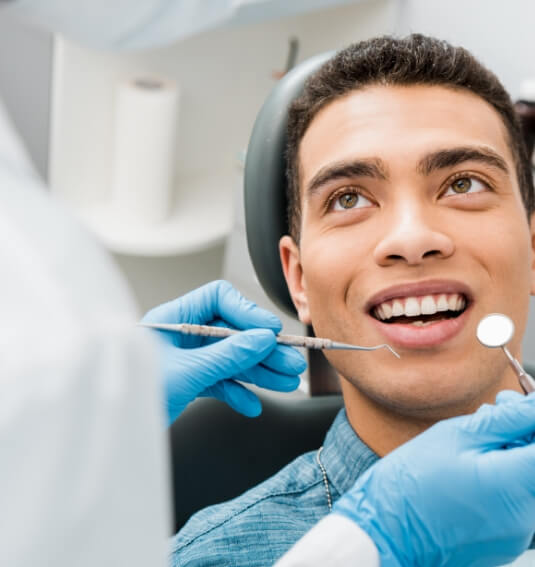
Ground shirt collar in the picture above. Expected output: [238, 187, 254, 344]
[320, 408, 379, 497]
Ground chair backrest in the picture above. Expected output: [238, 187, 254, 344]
[169, 393, 343, 533]
[243, 51, 343, 394]
[244, 51, 333, 316]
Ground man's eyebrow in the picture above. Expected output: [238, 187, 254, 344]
[416, 146, 510, 176]
[306, 158, 389, 197]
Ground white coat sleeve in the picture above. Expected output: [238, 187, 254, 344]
[274, 514, 380, 567]
[0, 95, 171, 567]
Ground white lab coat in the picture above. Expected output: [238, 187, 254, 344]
[0, 1, 379, 566]
[275, 514, 380, 566]
[0, 96, 170, 565]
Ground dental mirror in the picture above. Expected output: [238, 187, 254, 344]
[476, 313, 515, 348]
[477, 313, 535, 394]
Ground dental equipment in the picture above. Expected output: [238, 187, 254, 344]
[139, 322, 400, 358]
[476, 313, 535, 394]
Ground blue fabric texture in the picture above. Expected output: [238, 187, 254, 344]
[169, 409, 378, 566]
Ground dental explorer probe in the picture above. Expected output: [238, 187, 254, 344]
[476, 313, 535, 394]
[139, 322, 400, 358]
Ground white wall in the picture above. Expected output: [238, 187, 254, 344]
[397, 0, 535, 98]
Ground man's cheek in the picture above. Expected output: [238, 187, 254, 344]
[302, 232, 361, 277]
[301, 247, 341, 294]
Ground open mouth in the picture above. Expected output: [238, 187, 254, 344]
[370, 293, 469, 327]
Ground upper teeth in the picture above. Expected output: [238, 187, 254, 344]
[373, 293, 466, 321]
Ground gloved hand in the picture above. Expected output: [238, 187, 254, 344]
[334, 390, 535, 567]
[142, 280, 307, 425]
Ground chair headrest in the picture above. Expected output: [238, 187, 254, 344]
[244, 52, 333, 317]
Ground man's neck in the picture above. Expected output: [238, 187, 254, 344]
[339, 373, 522, 457]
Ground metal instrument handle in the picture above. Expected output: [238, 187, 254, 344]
[519, 372, 535, 394]
[502, 346, 535, 394]
[177, 324, 237, 338]
[277, 334, 333, 349]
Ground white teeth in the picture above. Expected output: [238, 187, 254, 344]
[405, 297, 420, 317]
[392, 300, 404, 317]
[436, 295, 449, 312]
[373, 292, 467, 321]
[421, 295, 437, 315]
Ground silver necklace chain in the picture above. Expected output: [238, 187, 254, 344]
[316, 446, 332, 512]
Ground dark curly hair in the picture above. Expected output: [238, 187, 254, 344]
[286, 34, 534, 241]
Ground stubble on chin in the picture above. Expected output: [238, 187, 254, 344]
[335, 354, 513, 422]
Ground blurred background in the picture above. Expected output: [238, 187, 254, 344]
[2, 0, 535, 390]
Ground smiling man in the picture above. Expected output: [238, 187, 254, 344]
[171, 35, 535, 566]
[280, 46, 534, 454]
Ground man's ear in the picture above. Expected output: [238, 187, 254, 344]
[279, 235, 311, 324]
[530, 213, 535, 295]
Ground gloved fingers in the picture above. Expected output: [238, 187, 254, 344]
[143, 325, 205, 349]
[206, 320, 307, 375]
[165, 318, 238, 349]
[196, 318, 240, 346]
[141, 293, 206, 349]
[486, 441, 535, 489]
[160, 328, 276, 425]
[201, 380, 262, 417]
[496, 390, 525, 405]
[144, 280, 281, 331]
[237, 364, 301, 392]
[463, 392, 535, 445]
[178, 317, 307, 376]
[183, 328, 278, 386]
[494, 391, 527, 447]
[175, 319, 307, 384]
[142, 282, 225, 324]
[260, 343, 308, 376]
[213, 280, 282, 332]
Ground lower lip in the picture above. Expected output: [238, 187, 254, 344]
[369, 305, 471, 349]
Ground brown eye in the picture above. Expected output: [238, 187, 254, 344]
[452, 178, 472, 193]
[443, 176, 487, 198]
[331, 191, 373, 211]
[338, 193, 358, 209]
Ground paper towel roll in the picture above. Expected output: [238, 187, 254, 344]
[111, 77, 178, 225]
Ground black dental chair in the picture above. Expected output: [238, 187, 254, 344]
[169, 52, 344, 534]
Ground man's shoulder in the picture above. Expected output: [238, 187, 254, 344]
[170, 449, 329, 567]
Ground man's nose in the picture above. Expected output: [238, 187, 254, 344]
[373, 203, 455, 267]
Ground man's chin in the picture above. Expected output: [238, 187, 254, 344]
[338, 370, 498, 421]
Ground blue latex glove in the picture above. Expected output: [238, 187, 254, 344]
[334, 391, 535, 567]
[142, 280, 307, 425]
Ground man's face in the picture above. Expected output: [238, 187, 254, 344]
[280, 85, 535, 418]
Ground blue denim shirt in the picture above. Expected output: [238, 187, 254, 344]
[170, 409, 378, 566]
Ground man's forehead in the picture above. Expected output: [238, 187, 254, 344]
[298, 84, 514, 192]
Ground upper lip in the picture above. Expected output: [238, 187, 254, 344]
[365, 279, 474, 312]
